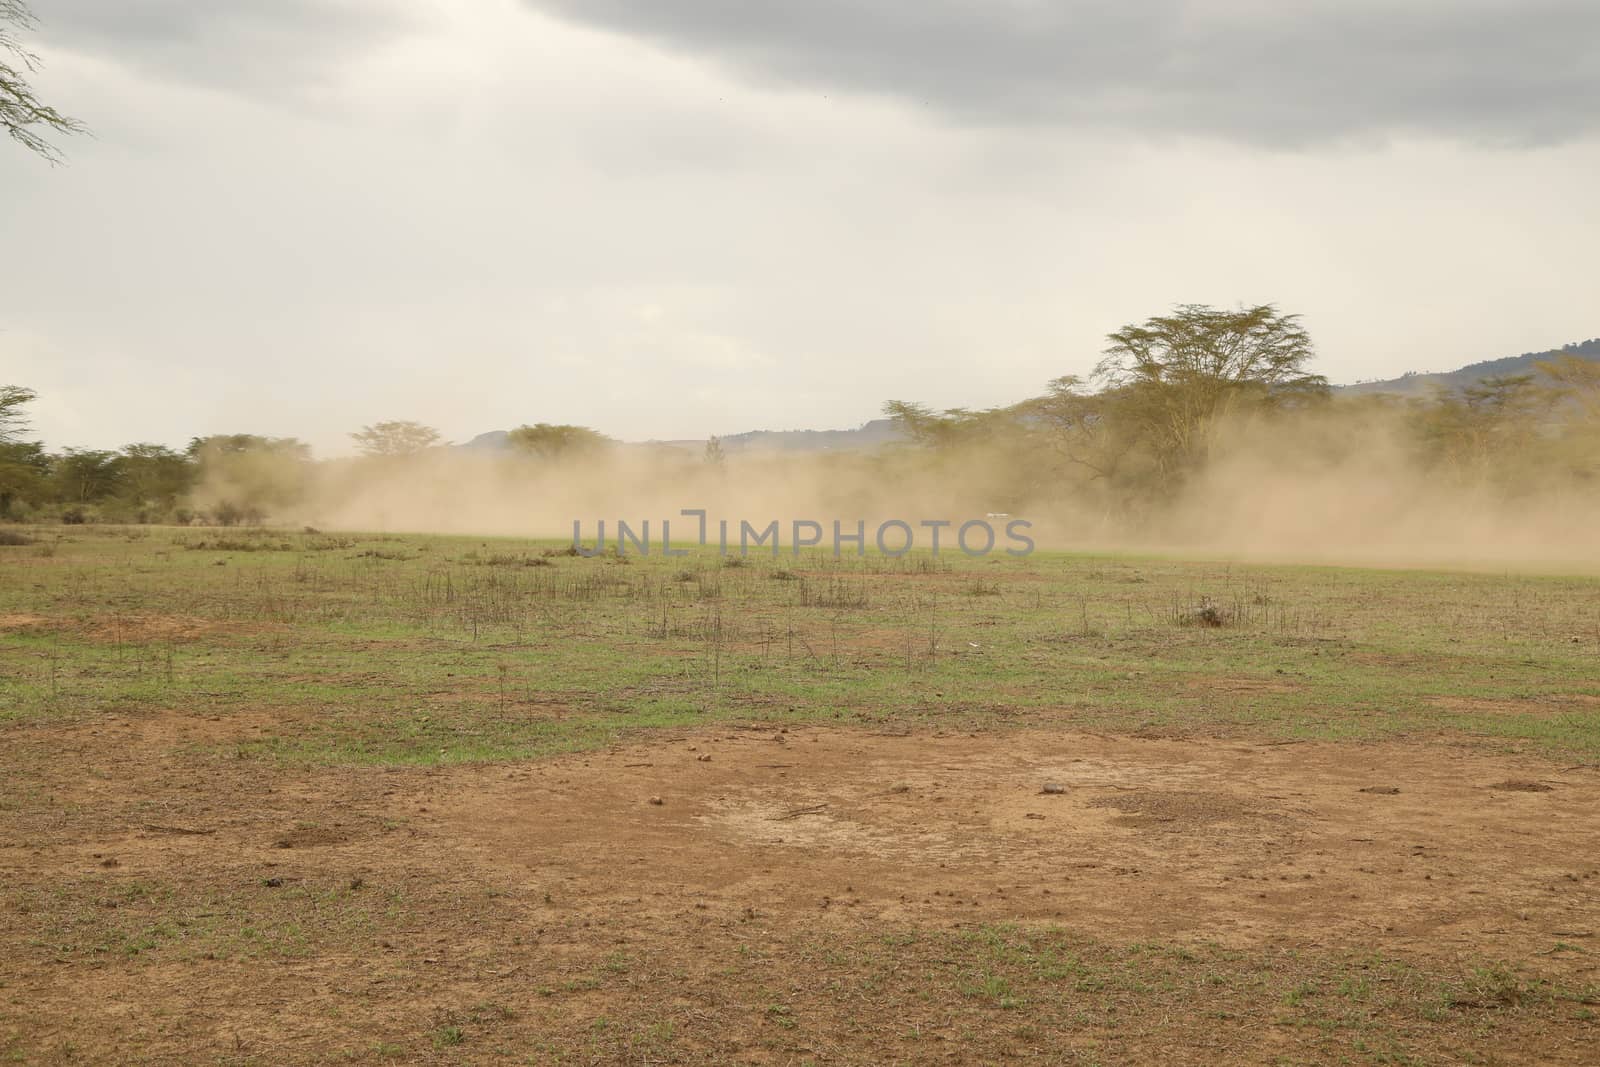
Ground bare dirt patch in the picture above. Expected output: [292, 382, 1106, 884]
[1085, 788, 1278, 830]
[82, 613, 270, 643]
[1490, 779, 1557, 793]
[442, 728, 1600, 957]
[0, 611, 271, 642]
[5, 724, 1598, 1064]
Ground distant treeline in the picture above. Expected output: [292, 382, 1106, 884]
[0, 417, 310, 525]
[0, 406, 623, 526]
[2, 307, 1598, 527]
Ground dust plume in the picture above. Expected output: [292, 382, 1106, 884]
[1145, 404, 1600, 570]
[187, 401, 1600, 572]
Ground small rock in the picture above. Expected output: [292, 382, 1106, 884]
[648, 796, 664, 806]
[1041, 783, 1067, 795]
[696, 754, 712, 762]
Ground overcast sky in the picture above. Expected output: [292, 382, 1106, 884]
[4, 0, 1597, 455]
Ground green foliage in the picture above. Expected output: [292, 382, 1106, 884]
[0, 439, 48, 517]
[52, 449, 122, 504]
[186, 434, 311, 461]
[1092, 304, 1329, 488]
[1537, 354, 1600, 419]
[7, 314, 1600, 530]
[0, 388, 206, 522]
[0, 384, 36, 443]
[116, 443, 196, 514]
[506, 423, 611, 459]
[350, 421, 443, 458]
[1017, 376, 1140, 488]
[888, 309, 1600, 511]
[1, 1, 84, 162]
[886, 306, 1332, 504]
[880, 401, 1000, 450]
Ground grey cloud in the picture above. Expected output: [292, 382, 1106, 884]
[524, 0, 1600, 146]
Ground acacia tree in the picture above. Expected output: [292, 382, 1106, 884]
[0, 384, 35, 443]
[0, 386, 43, 515]
[1538, 354, 1600, 420]
[1092, 304, 1328, 487]
[507, 423, 611, 460]
[0, 439, 45, 515]
[880, 401, 1001, 451]
[53, 448, 121, 504]
[117, 443, 196, 512]
[2, 1, 82, 161]
[1016, 376, 1135, 485]
[350, 420, 443, 458]
[1420, 374, 1552, 484]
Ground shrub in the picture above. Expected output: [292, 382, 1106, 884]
[1179, 597, 1229, 628]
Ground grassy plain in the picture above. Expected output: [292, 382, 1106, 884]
[1, 525, 1597, 1064]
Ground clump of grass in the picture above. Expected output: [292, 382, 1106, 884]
[179, 536, 293, 552]
[1448, 966, 1553, 1009]
[302, 536, 357, 551]
[354, 548, 412, 562]
[797, 576, 869, 609]
[475, 553, 551, 567]
[1177, 596, 1229, 628]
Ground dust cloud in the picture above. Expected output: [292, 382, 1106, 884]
[200, 408, 1600, 572]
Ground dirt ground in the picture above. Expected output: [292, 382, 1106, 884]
[3, 714, 1598, 1064]
[445, 728, 1600, 954]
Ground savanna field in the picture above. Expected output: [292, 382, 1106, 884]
[2, 525, 1598, 1065]
[6, 0, 1600, 1063]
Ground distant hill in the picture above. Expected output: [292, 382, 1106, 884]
[459, 430, 511, 451]
[456, 420, 904, 456]
[714, 418, 903, 454]
[1340, 338, 1600, 397]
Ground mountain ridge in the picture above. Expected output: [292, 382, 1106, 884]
[1339, 337, 1600, 396]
